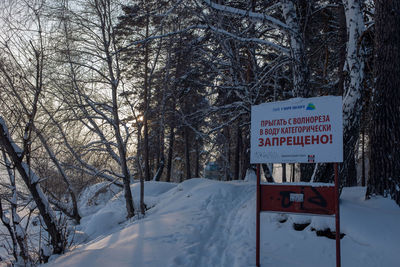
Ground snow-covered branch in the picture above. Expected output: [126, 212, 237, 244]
[202, 0, 290, 32]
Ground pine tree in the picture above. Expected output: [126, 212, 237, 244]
[367, 0, 400, 205]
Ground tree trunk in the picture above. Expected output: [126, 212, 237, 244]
[234, 120, 241, 180]
[1, 151, 22, 263]
[367, 0, 400, 205]
[282, 0, 312, 181]
[282, 163, 287, 183]
[291, 163, 295, 182]
[166, 123, 175, 182]
[281, 0, 309, 97]
[262, 164, 274, 183]
[108, 56, 135, 218]
[337, 2, 347, 96]
[341, 0, 365, 187]
[300, 164, 313, 182]
[361, 128, 365, 187]
[136, 123, 145, 214]
[97, 0, 135, 218]
[184, 126, 191, 180]
[34, 128, 81, 223]
[314, 0, 364, 186]
[195, 140, 200, 178]
[0, 199, 19, 262]
[166, 95, 176, 183]
[153, 120, 165, 182]
[0, 118, 64, 258]
[153, 153, 165, 182]
[143, 10, 151, 182]
[224, 126, 231, 181]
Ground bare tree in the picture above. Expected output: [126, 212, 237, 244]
[0, 118, 66, 259]
[0, 0, 69, 260]
[1, 151, 30, 264]
[56, 0, 135, 217]
[341, 0, 365, 186]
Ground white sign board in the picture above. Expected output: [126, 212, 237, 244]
[250, 96, 343, 163]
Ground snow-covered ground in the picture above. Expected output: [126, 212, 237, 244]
[43, 177, 400, 267]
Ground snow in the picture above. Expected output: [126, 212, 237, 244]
[0, 116, 23, 155]
[42, 179, 400, 267]
[15, 224, 25, 239]
[262, 182, 334, 187]
[76, 181, 176, 240]
[1, 214, 10, 225]
[203, 0, 290, 31]
[206, 24, 290, 55]
[42, 244, 53, 257]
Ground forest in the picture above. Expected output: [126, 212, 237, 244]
[0, 0, 399, 265]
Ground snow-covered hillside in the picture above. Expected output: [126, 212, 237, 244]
[44, 178, 400, 267]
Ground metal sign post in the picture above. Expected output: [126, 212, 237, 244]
[256, 164, 260, 267]
[255, 166, 341, 267]
[334, 163, 341, 267]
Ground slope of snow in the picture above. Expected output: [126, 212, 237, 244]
[44, 179, 400, 267]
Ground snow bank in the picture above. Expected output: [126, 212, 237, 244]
[75, 181, 176, 240]
[44, 179, 400, 267]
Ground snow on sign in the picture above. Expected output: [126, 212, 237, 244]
[250, 96, 343, 164]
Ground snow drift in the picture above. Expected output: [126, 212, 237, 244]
[44, 178, 400, 267]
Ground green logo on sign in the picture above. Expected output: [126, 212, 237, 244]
[306, 103, 316, 110]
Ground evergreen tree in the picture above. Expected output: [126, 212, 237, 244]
[367, 0, 400, 205]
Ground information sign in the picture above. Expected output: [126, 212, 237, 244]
[252, 96, 343, 267]
[251, 96, 343, 163]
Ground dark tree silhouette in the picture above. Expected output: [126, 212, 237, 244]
[367, 0, 400, 205]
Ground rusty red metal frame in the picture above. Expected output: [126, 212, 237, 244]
[256, 163, 341, 267]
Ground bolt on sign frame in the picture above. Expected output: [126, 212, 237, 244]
[250, 96, 343, 267]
